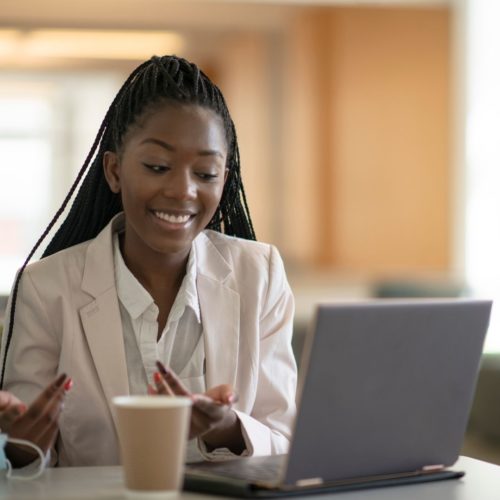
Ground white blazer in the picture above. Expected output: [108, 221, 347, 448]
[0, 215, 297, 466]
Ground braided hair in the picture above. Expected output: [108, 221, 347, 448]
[0, 55, 255, 387]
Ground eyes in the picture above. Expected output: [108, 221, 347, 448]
[142, 163, 220, 181]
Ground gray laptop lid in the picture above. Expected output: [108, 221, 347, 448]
[283, 299, 492, 485]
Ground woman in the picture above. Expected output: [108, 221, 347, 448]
[0, 55, 297, 466]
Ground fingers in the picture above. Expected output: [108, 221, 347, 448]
[0, 391, 11, 410]
[155, 361, 191, 397]
[10, 374, 70, 452]
[151, 363, 237, 440]
[0, 404, 26, 431]
[153, 372, 175, 396]
[189, 396, 233, 439]
[193, 395, 228, 419]
[205, 384, 238, 405]
[21, 373, 66, 425]
[5, 373, 71, 467]
[0, 391, 23, 411]
[34, 399, 65, 452]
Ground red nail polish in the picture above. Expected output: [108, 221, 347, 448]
[64, 378, 73, 391]
[154, 372, 162, 383]
[156, 361, 169, 376]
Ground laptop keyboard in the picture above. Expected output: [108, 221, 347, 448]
[187, 455, 285, 483]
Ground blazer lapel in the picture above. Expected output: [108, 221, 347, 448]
[79, 215, 129, 428]
[195, 233, 240, 390]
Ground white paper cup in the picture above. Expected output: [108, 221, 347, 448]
[113, 396, 192, 495]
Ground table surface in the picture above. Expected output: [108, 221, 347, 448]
[1, 456, 499, 500]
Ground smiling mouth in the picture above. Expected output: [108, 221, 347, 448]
[153, 210, 193, 224]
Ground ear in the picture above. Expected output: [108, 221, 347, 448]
[103, 151, 121, 194]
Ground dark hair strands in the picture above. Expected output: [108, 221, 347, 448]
[0, 55, 255, 387]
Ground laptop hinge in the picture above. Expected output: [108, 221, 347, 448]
[296, 477, 324, 487]
[422, 464, 445, 472]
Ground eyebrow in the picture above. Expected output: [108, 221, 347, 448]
[140, 138, 224, 159]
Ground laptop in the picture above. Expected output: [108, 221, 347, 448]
[184, 299, 492, 497]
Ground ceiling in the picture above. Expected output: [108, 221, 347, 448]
[1, 0, 452, 33]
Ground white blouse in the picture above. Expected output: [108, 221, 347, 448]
[113, 233, 205, 396]
[112, 234, 249, 461]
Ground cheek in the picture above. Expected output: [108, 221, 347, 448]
[118, 185, 146, 216]
[201, 184, 225, 216]
[120, 173, 149, 202]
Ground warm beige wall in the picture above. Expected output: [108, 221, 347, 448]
[280, 7, 451, 275]
[216, 34, 276, 244]
[0, 3, 451, 277]
[280, 10, 333, 266]
[329, 8, 451, 275]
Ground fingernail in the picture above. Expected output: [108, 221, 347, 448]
[64, 378, 73, 391]
[153, 372, 162, 384]
[56, 373, 68, 386]
[156, 361, 168, 376]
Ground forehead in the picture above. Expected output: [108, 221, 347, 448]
[124, 101, 227, 154]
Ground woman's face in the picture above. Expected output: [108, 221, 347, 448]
[103, 101, 228, 261]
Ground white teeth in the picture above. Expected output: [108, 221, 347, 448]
[154, 211, 191, 224]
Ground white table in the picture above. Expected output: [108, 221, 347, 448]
[1, 456, 499, 499]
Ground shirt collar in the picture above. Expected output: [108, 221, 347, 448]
[114, 233, 154, 320]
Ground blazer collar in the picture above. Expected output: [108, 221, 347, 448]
[79, 213, 129, 431]
[81, 213, 124, 299]
[193, 230, 233, 284]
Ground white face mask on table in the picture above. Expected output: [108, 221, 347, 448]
[0, 433, 46, 480]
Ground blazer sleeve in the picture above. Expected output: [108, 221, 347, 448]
[235, 245, 297, 456]
[0, 268, 61, 465]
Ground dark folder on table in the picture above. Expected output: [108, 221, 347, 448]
[184, 299, 492, 497]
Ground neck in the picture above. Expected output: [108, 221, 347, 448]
[119, 233, 189, 294]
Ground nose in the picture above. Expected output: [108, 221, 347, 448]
[162, 168, 196, 201]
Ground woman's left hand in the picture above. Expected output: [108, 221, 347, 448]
[150, 361, 245, 453]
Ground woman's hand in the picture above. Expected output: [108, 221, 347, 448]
[0, 391, 26, 428]
[150, 361, 245, 454]
[2, 373, 71, 467]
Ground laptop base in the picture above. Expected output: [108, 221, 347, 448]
[184, 469, 464, 498]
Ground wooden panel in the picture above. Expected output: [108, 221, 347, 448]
[215, 34, 276, 243]
[279, 8, 333, 265]
[328, 8, 451, 274]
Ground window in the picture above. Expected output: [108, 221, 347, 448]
[0, 73, 122, 296]
[465, 0, 500, 352]
[0, 95, 52, 293]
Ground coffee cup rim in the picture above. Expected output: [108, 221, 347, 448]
[112, 395, 192, 408]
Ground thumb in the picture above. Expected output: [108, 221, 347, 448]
[147, 384, 158, 395]
[206, 384, 238, 405]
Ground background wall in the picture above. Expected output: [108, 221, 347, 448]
[277, 7, 450, 274]
[0, 1, 452, 281]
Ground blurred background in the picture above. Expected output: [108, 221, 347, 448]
[1, 0, 500, 463]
